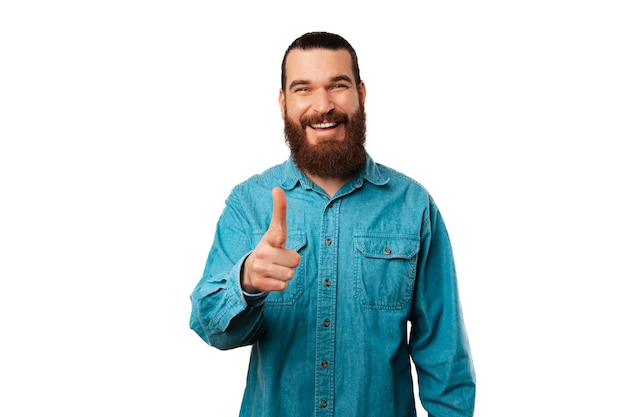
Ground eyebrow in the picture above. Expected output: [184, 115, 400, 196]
[288, 74, 354, 91]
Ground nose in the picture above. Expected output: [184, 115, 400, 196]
[311, 89, 334, 114]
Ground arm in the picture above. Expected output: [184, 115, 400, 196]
[410, 198, 476, 416]
[189, 193, 266, 350]
[189, 188, 300, 350]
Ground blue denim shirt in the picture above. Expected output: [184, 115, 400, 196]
[190, 154, 475, 417]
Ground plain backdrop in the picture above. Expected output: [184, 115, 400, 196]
[1, 1, 625, 416]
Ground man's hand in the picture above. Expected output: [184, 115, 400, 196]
[241, 188, 301, 294]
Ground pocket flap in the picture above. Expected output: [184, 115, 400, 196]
[354, 234, 419, 260]
[286, 231, 307, 252]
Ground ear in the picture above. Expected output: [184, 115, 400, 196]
[358, 81, 367, 107]
[278, 89, 286, 120]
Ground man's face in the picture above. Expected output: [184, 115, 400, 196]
[279, 48, 367, 179]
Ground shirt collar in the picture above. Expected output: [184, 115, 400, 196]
[280, 153, 390, 191]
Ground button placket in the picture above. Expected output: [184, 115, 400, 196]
[315, 199, 339, 416]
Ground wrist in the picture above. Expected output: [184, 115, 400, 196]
[240, 254, 261, 294]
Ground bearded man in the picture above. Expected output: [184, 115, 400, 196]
[190, 32, 476, 417]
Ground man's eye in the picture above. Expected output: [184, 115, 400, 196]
[332, 84, 348, 90]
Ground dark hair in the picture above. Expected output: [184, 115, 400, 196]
[281, 32, 361, 91]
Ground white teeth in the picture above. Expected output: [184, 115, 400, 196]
[311, 122, 337, 129]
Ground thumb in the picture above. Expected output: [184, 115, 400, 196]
[265, 187, 288, 248]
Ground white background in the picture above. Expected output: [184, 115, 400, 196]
[1, 1, 625, 416]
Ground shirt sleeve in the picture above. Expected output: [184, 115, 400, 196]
[189, 193, 268, 350]
[409, 197, 476, 416]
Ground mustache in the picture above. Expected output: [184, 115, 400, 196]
[300, 111, 349, 129]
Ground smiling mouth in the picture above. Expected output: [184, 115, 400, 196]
[310, 122, 338, 129]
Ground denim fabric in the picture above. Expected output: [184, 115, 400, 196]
[190, 154, 475, 417]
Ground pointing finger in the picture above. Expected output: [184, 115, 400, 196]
[265, 187, 288, 248]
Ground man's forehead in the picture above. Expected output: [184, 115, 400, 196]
[285, 48, 354, 81]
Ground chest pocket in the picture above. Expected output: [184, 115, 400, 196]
[257, 231, 307, 307]
[354, 233, 420, 310]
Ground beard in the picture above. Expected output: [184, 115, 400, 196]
[284, 106, 367, 179]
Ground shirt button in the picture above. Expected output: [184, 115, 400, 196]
[384, 247, 391, 255]
[321, 360, 328, 368]
[320, 400, 328, 408]
[323, 319, 330, 327]
[325, 238, 332, 246]
[324, 279, 331, 287]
